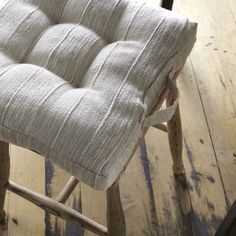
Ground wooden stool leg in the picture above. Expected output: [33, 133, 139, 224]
[0, 141, 10, 224]
[106, 181, 126, 236]
[215, 200, 236, 236]
[167, 97, 185, 174]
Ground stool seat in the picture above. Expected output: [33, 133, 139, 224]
[0, 0, 197, 190]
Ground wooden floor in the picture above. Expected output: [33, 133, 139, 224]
[1, 0, 236, 235]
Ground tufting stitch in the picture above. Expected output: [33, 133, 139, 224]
[0, 0, 197, 190]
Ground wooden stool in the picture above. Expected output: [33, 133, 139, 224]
[0, 77, 184, 236]
[0, 0, 198, 235]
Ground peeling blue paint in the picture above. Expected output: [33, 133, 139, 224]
[140, 138, 159, 231]
[65, 196, 83, 236]
[44, 159, 83, 236]
[53, 218, 62, 236]
[183, 138, 201, 196]
[45, 159, 54, 236]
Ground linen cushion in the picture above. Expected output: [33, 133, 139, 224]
[0, 0, 197, 190]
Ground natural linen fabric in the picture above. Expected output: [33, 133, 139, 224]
[0, 0, 197, 190]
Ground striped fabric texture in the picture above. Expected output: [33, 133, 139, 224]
[0, 0, 197, 190]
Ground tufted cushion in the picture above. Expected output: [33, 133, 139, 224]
[0, 0, 197, 190]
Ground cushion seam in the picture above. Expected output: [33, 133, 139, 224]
[0, 124, 106, 178]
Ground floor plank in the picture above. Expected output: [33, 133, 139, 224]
[120, 145, 157, 236]
[81, 184, 106, 236]
[5, 146, 45, 236]
[145, 59, 229, 233]
[176, 0, 236, 206]
[44, 161, 83, 236]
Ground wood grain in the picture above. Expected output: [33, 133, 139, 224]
[167, 102, 185, 174]
[7, 181, 108, 236]
[120, 144, 158, 236]
[57, 177, 79, 203]
[176, 0, 236, 206]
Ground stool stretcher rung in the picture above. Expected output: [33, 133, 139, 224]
[56, 176, 79, 203]
[6, 181, 108, 236]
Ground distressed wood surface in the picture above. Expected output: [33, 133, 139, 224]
[176, 0, 236, 206]
[144, 57, 228, 236]
[1, 0, 235, 235]
[44, 160, 84, 236]
[178, 62, 228, 235]
[166, 102, 185, 174]
[120, 146, 157, 236]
